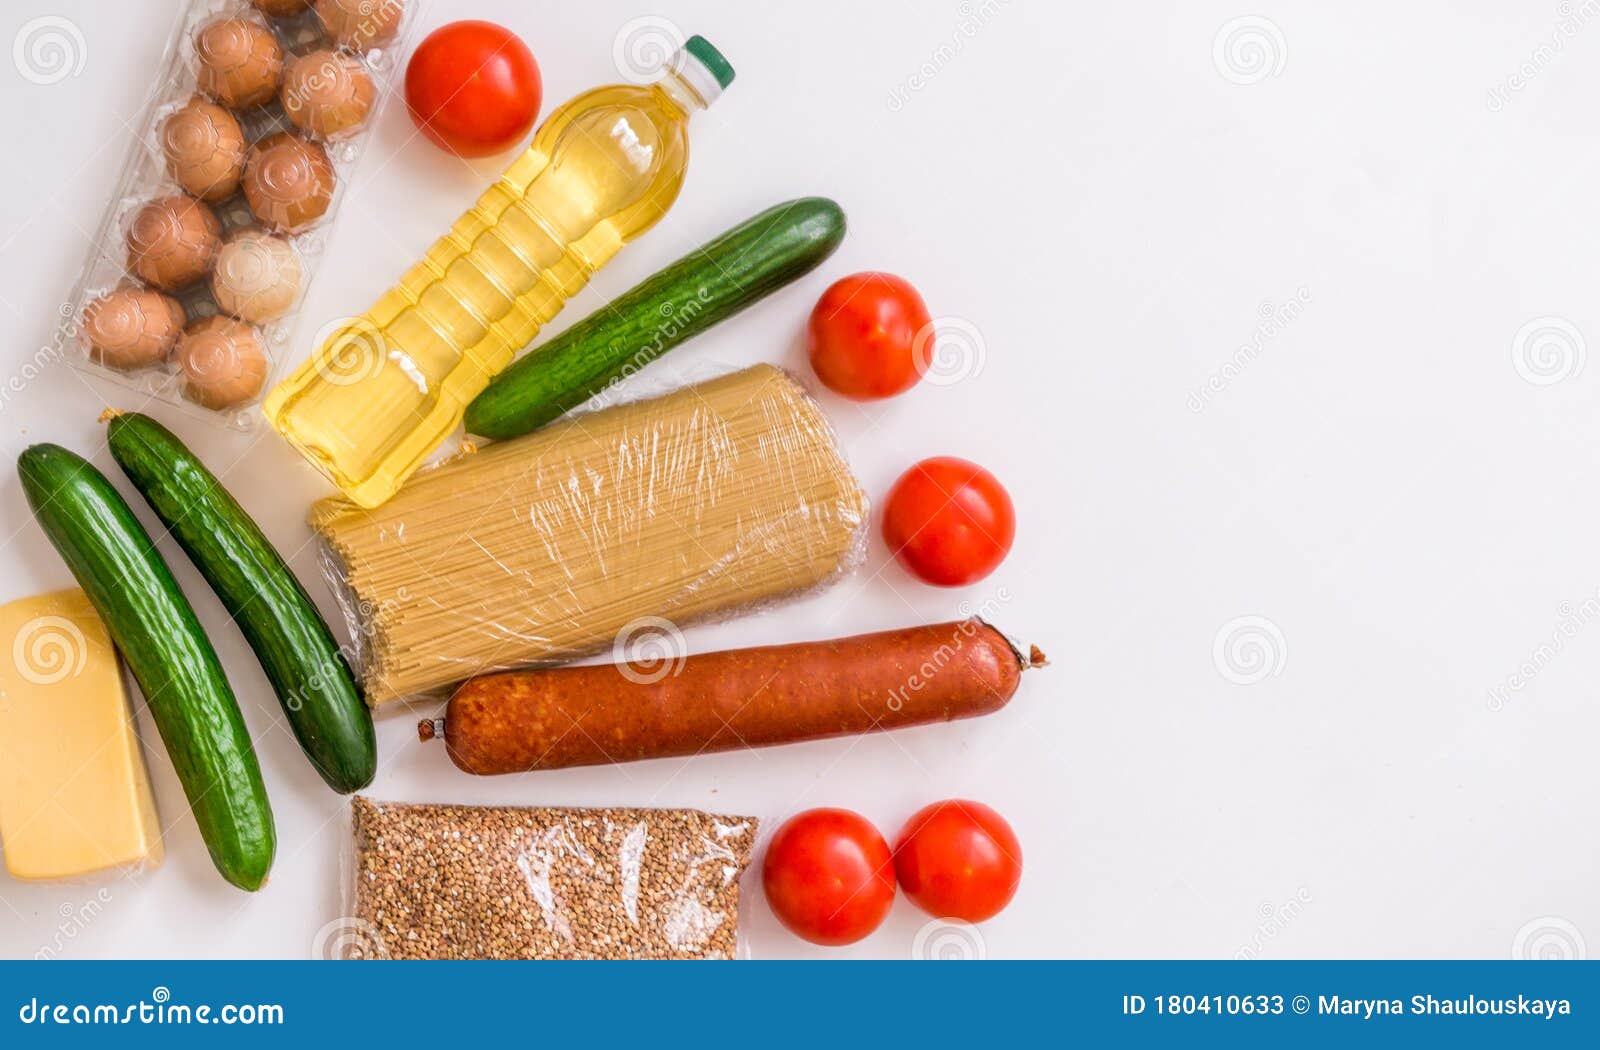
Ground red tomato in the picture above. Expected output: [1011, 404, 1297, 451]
[762, 808, 896, 946]
[807, 272, 932, 399]
[405, 21, 542, 158]
[882, 456, 1014, 586]
[894, 800, 1022, 923]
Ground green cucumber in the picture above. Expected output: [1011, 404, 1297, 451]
[465, 196, 847, 440]
[105, 411, 376, 794]
[16, 443, 275, 890]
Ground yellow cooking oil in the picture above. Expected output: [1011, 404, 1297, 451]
[264, 36, 735, 508]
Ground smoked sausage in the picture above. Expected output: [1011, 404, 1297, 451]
[421, 619, 1045, 774]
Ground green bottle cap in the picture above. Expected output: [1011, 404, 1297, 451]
[684, 35, 735, 89]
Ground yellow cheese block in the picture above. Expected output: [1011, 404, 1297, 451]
[0, 588, 163, 880]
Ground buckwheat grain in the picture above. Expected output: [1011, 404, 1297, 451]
[346, 797, 757, 960]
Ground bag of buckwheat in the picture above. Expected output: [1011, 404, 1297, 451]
[337, 797, 758, 960]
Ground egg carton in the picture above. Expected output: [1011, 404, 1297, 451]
[56, 0, 422, 431]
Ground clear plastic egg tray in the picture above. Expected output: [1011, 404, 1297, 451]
[55, 0, 420, 430]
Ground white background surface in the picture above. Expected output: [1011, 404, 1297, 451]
[0, 0, 1596, 961]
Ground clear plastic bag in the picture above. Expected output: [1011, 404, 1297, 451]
[310, 364, 868, 705]
[53, 0, 419, 430]
[335, 797, 758, 960]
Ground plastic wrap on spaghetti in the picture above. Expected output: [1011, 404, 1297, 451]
[334, 797, 757, 960]
[309, 364, 868, 705]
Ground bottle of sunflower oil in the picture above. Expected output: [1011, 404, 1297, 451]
[264, 36, 734, 508]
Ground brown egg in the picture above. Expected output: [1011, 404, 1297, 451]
[175, 316, 270, 409]
[281, 49, 374, 138]
[250, 0, 312, 17]
[159, 98, 246, 202]
[126, 195, 222, 291]
[242, 133, 335, 232]
[210, 230, 303, 323]
[194, 18, 283, 110]
[80, 286, 186, 371]
[315, 0, 405, 53]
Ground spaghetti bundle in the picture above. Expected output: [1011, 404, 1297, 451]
[311, 365, 867, 705]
